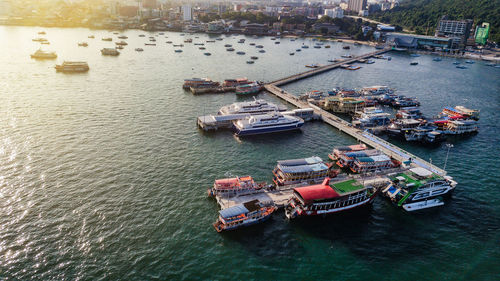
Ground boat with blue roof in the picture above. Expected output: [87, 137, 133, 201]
[213, 199, 276, 232]
[272, 156, 338, 187]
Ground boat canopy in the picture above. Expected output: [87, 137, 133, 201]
[334, 144, 366, 152]
[294, 184, 339, 203]
[343, 149, 380, 158]
[278, 163, 328, 174]
[356, 155, 390, 163]
[277, 156, 323, 167]
[219, 204, 249, 218]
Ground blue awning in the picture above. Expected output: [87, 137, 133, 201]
[219, 204, 249, 218]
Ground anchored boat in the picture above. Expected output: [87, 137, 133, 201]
[213, 200, 276, 232]
[218, 99, 286, 115]
[208, 176, 266, 197]
[55, 61, 89, 73]
[272, 156, 336, 187]
[285, 178, 379, 219]
[382, 167, 457, 211]
[233, 113, 304, 136]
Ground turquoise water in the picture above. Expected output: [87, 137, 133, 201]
[0, 26, 499, 280]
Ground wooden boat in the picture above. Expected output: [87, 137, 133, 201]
[213, 200, 276, 232]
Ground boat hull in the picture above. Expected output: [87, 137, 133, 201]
[235, 122, 303, 136]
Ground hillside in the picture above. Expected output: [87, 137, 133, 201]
[370, 0, 500, 43]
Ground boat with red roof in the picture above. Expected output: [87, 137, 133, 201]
[285, 178, 379, 219]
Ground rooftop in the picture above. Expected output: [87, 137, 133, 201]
[330, 179, 364, 194]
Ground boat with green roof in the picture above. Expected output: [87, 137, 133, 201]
[285, 178, 379, 219]
[382, 167, 457, 211]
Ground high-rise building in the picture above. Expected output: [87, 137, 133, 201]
[183, 5, 192, 21]
[348, 0, 367, 13]
[324, 7, 344, 19]
[435, 15, 473, 48]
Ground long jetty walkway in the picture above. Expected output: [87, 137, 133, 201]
[264, 48, 446, 176]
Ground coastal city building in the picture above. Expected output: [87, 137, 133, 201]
[182, 4, 192, 21]
[435, 15, 473, 49]
[323, 7, 344, 19]
[348, 0, 367, 13]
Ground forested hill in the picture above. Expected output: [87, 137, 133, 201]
[369, 0, 500, 43]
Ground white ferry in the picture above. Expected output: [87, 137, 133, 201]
[218, 99, 286, 115]
[30, 49, 57, 59]
[233, 113, 304, 136]
[382, 168, 457, 211]
[441, 120, 479, 135]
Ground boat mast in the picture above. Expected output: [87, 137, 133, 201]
[443, 143, 454, 171]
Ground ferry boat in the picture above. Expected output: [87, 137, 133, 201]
[298, 90, 327, 101]
[183, 78, 219, 89]
[328, 144, 367, 161]
[382, 167, 457, 211]
[272, 156, 334, 187]
[101, 48, 120, 56]
[391, 96, 420, 108]
[395, 107, 424, 120]
[224, 44, 232, 47]
[213, 200, 276, 232]
[352, 112, 391, 129]
[102, 37, 112, 41]
[404, 126, 444, 144]
[386, 119, 422, 137]
[236, 51, 245, 55]
[222, 78, 249, 87]
[233, 113, 304, 136]
[208, 176, 266, 197]
[184, 38, 193, 43]
[38, 31, 46, 35]
[440, 120, 479, 135]
[256, 45, 264, 48]
[361, 86, 393, 96]
[441, 106, 479, 120]
[55, 61, 89, 72]
[259, 50, 266, 53]
[78, 42, 88, 47]
[226, 48, 235, 51]
[32, 37, 48, 42]
[219, 99, 286, 115]
[285, 178, 379, 219]
[349, 154, 399, 174]
[115, 41, 128, 46]
[118, 35, 128, 39]
[336, 149, 382, 168]
[30, 49, 57, 59]
[250, 56, 258, 60]
[135, 48, 144, 52]
[88, 35, 95, 38]
[235, 82, 262, 95]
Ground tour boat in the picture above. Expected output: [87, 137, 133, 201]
[272, 156, 336, 187]
[135, 48, 144, 52]
[233, 113, 304, 136]
[259, 50, 266, 53]
[102, 37, 112, 41]
[208, 176, 266, 197]
[38, 31, 46, 35]
[115, 45, 124, 50]
[213, 200, 276, 232]
[198, 47, 206, 50]
[226, 48, 235, 51]
[387, 119, 422, 137]
[404, 126, 444, 144]
[236, 51, 246, 55]
[440, 120, 478, 135]
[391, 96, 420, 108]
[361, 86, 393, 96]
[352, 112, 391, 129]
[166, 41, 172, 43]
[250, 56, 258, 60]
[441, 106, 479, 120]
[224, 44, 232, 47]
[204, 52, 211, 56]
[349, 154, 399, 174]
[146, 43, 157, 46]
[30, 49, 57, 59]
[101, 48, 120, 56]
[336, 149, 382, 168]
[218, 99, 286, 115]
[235, 82, 262, 95]
[183, 78, 219, 89]
[32, 37, 48, 42]
[55, 61, 89, 72]
[115, 41, 128, 46]
[118, 35, 128, 39]
[382, 167, 457, 211]
[285, 178, 379, 219]
[88, 35, 95, 38]
[328, 144, 367, 161]
[184, 38, 193, 43]
[342, 46, 350, 49]
[222, 78, 249, 87]
[395, 107, 424, 120]
[139, 34, 145, 37]
[78, 42, 88, 47]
